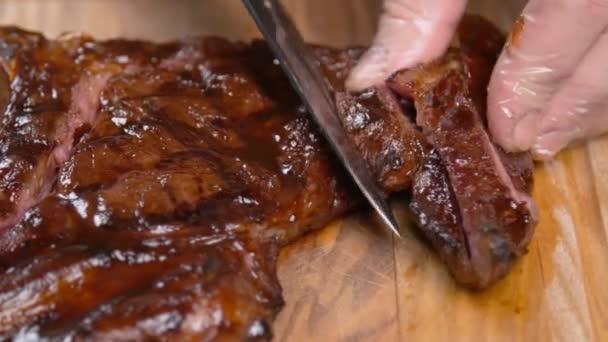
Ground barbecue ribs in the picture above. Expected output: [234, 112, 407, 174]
[0, 16, 536, 340]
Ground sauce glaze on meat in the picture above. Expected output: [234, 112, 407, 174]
[0, 16, 536, 340]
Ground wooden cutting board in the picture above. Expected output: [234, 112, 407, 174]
[1, 1, 607, 341]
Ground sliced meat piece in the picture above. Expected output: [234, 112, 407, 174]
[430, 96, 535, 287]
[389, 22, 537, 287]
[409, 149, 474, 285]
[335, 87, 427, 192]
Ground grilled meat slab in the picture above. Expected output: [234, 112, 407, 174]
[0, 34, 360, 340]
[0, 16, 536, 340]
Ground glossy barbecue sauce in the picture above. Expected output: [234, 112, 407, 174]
[0, 30, 372, 340]
[0, 16, 537, 340]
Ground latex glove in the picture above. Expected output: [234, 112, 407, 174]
[346, 0, 468, 91]
[488, 1, 608, 159]
[347, 0, 608, 160]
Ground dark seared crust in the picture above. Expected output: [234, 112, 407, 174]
[0, 15, 537, 339]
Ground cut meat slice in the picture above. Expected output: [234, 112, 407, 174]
[335, 86, 427, 193]
[409, 149, 473, 283]
[388, 20, 536, 287]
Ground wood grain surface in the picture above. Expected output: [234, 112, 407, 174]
[1, 1, 607, 341]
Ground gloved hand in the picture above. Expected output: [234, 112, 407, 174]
[347, 0, 608, 159]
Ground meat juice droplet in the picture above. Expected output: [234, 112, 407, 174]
[111, 117, 127, 126]
[418, 212, 428, 225]
[72, 198, 89, 219]
[346, 104, 370, 129]
[280, 163, 293, 175]
[235, 195, 259, 206]
[455, 158, 469, 166]
[93, 196, 110, 227]
[247, 319, 270, 339]
[116, 55, 129, 64]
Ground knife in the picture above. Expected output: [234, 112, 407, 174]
[242, 0, 401, 237]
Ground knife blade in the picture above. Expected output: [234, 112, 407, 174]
[242, 0, 401, 237]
